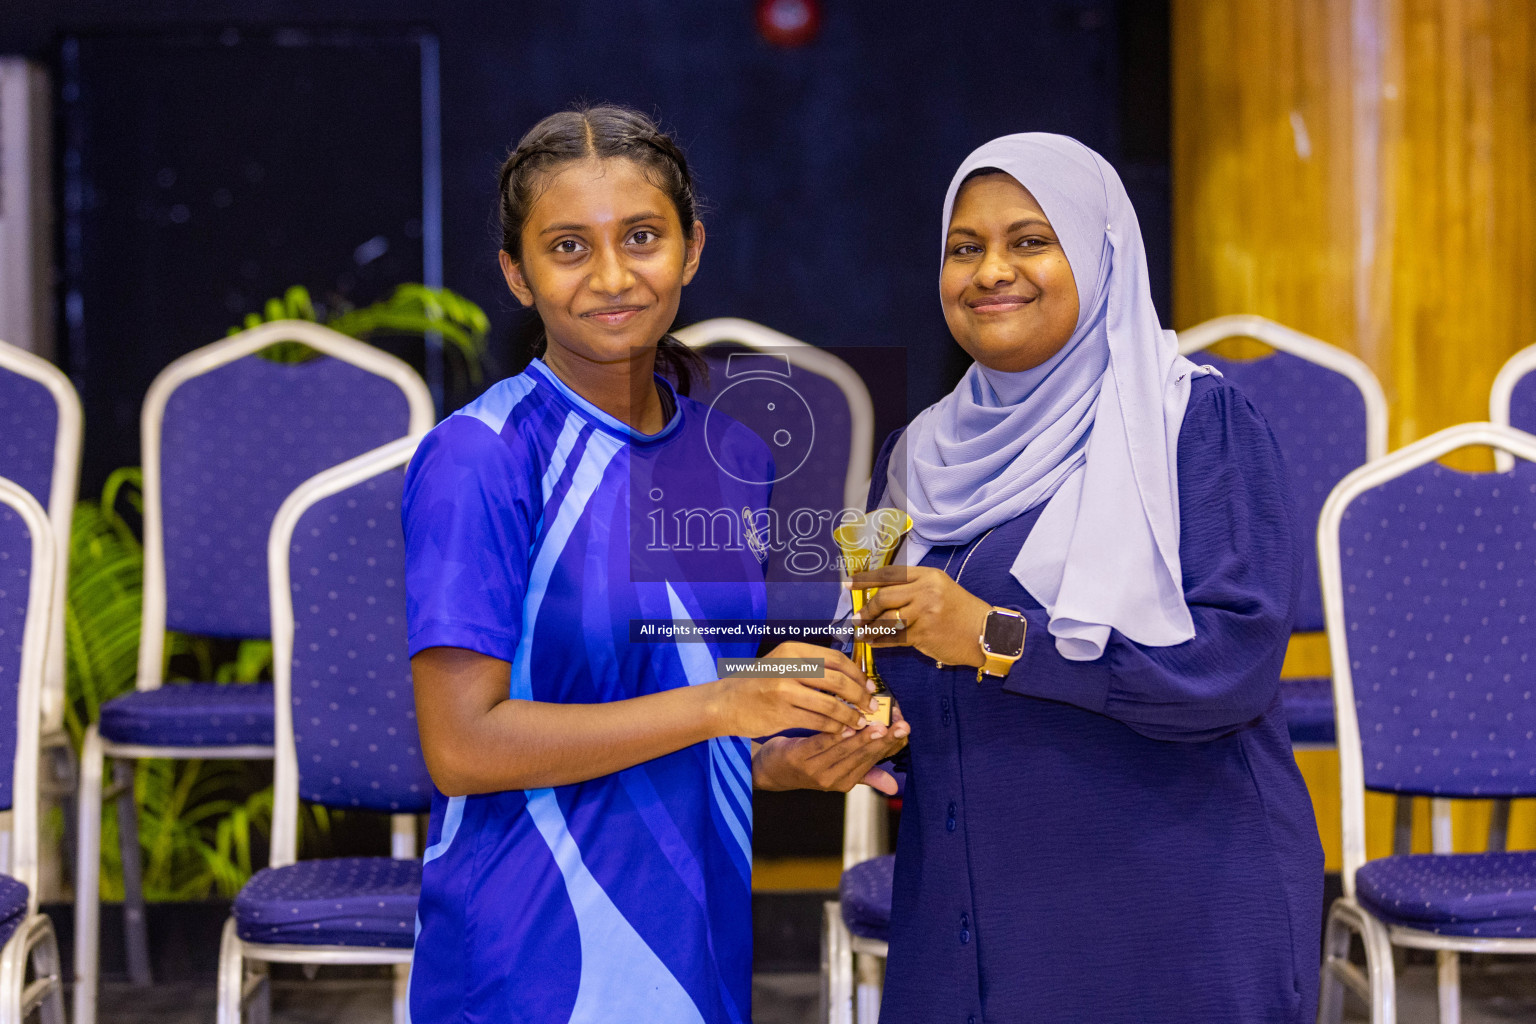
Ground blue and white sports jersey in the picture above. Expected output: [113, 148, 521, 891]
[403, 359, 770, 1024]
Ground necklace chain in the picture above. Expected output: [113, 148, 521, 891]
[934, 527, 997, 671]
[942, 526, 997, 585]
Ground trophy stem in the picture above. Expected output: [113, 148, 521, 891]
[832, 510, 912, 730]
[850, 584, 892, 724]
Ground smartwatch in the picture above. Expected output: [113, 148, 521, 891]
[977, 608, 1027, 681]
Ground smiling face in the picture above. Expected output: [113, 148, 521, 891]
[940, 172, 1080, 373]
[500, 156, 704, 374]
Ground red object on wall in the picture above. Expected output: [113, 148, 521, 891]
[756, 0, 822, 47]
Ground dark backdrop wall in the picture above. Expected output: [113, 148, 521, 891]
[4, 0, 1169, 497]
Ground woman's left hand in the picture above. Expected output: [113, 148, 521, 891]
[851, 565, 992, 668]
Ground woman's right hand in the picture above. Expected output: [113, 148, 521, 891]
[708, 642, 874, 738]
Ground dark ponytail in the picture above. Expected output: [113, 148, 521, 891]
[496, 104, 708, 396]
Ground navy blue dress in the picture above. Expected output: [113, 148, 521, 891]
[872, 374, 1324, 1024]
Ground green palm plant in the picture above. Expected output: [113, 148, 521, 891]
[234, 283, 490, 384]
[63, 469, 143, 745]
[66, 473, 327, 900]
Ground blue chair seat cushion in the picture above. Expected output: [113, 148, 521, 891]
[0, 875, 28, 947]
[98, 683, 274, 747]
[1356, 851, 1536, 937]
[840, 854, 894, 943]
[234, 857, 420, 948]
[1280, 676, 1335, 746]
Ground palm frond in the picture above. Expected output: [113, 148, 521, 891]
[214, 640, 273, 684]
[63, 477, 145, 747]
[234, 282, 490, 381]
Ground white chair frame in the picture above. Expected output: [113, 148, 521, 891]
[1317, 422, 1536, 1024]
[0, 476, 67, 1023]
[668, 320, 886, 1024]
[1484, 348, 1536, 851]
[0, 341, 82, 911]
[672, 317, 876, 514]
[216, 435, 426, 1024]
[0, 340, 81, 737]
[75, 322, 434, 1024]
[822, 785, 888, 1024]
[1179, 314, 1390, 760]
[1487, 344, 1536, 472]
[1177, 314, 1388, 462]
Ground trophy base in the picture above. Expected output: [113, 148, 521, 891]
[864, 683, 893, 728]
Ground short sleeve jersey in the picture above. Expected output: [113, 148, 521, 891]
[403, 359, 771, 1024]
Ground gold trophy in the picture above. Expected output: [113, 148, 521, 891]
[832, 508, 913, 727]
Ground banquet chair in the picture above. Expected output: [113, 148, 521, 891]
[673, 317, 875, 623]
[822, 812, 893, 1024]
[670, 319, 889, 1023]
[1178, 315, 1387, 751]
[217, 434, 431, 1024]
[0, 476, 69, 1022]
[1483, 347, 1536, 848]
[75, 321, 433, 1024]
[0, 340, 81, 752]
[0, 341, 83, 899]
[1317, 422, 1536, 1024]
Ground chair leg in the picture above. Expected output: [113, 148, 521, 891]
[0, 915, 63, 1024]
[1436, 950, 1460, 1024]
[0, 916, 23, 1024]
[822, 901, 853, 1024]
[1318, 904, 1351, 1024]
[49, 742, 78, 903]
[1318, 899, 1397, 1024]
[29, 916, 65, 1024]
[1360, 913, 1397, 1024]
[854, 953, 882, 1024]
[249, 967, 271, 1024]
[393, 961, 411, 1024]
[1392, 796, 1413, 856]
[112, 758, 152, 986]
[72, 726, 104, 1024]
[1487, 799, 1511, 852]
[216, 917, 244, 1024]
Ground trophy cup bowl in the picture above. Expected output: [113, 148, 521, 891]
[832, 507, 913, 727]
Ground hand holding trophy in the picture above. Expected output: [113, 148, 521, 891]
[833, 507, 913, 727]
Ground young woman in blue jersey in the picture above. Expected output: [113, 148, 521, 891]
[402, 105, 909, 1024]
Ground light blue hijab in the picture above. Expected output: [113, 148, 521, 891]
[887, 134, 1210, 661]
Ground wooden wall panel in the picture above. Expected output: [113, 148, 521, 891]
[1175, 0, 1536, 869]
[1172, 0, 1359, 355]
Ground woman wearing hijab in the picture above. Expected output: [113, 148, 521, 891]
[851, 134, 1324, 1023]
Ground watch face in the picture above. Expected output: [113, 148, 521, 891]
[983, 611, 1026, 657]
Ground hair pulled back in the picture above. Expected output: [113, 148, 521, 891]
[497, 103, 706, 395]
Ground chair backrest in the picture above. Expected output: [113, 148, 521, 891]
[138, 320, 434, 691]
[1180, 315, 1388, 632]
[671, 321, 888, 871]
[1489, 344, 1536, 470]
[0, 476, 53, 908]
[672, 318, 875, 623]
[0, 341, 81, 730]
[268, 435, 433, 868]
[1320, 422, 1536, 892]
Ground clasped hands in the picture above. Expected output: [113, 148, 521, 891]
[746, 569, 990, 796]
[742, 641, 909, 795]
